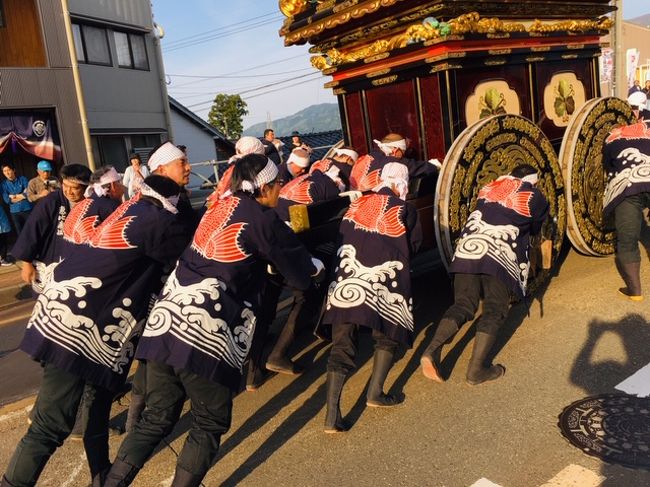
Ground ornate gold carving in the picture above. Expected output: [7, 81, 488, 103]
[324, 80, 339, 88]
[429, 63, 462, 73]
[365, 52, 390, 63]
[561, 54, 579, 59]
[333, 88, 347, 95]
[531, 46, 551, 52]
[526, 56, 545, 62]
[367, 68, 391, 78]
[306, 11, 612, 72]
[371, 74, 398, 86]
[279, 0, 308, 18]
[489, 49, 512, 55]
[485, 59, 507, 66]
[567, 43, 585, 50]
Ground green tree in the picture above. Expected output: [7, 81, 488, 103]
[207, 94, 249, 139]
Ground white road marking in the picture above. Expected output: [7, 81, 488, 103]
[60, 453, 86, 487]
[0, 405, 32, 423]
[615, 362, 650, 397]
[539, 464, 605, 487]
[470, 479, 503, 487]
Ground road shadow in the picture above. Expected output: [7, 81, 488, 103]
[568, 314, 650, 485]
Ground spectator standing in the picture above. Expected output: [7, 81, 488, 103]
[1, 163, 33, 235]
[26, 160, 58, 205]
[0, 205, 11, 266]
[122, 154, 150, 199]
[289, 131, 312, 154]
[261, 129, 281, 165]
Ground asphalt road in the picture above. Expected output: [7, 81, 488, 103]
[0, 250, 649, 486]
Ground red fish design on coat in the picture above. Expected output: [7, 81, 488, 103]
[309, 158, 333, 175]
[478, 177, 533, 217]
[89, 195, 139, 250]
[279, 174, 313, 204]
[63, 198, 99, 245]
[606, 121, 650, 143]
[343, 194, 406, 237]
[192, 196, 249, 262]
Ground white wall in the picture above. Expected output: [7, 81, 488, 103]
[170, 109, 218, 188]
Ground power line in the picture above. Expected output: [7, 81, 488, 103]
[163, 11, 277, 48]
[245, 76, 324, 100]
[184, 72, 321, 109]
[166, 67, 313, 80]
[164, 16, 283, 53]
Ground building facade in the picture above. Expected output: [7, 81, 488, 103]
[0, 0, 171, 178]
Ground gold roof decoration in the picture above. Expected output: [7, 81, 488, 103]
[309, 12, 613, 71]
[279, 0, 309, 18]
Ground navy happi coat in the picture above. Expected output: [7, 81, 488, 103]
[12, 188, 69, 268]
[449, 175, 549, 298]
[61, 193, 120, 257]
[136, 192, 315, 390]
[274, 160, 350, 222]
[21, 195, 190, 391]
[602, 120, 650, 216]
[321, 187, 422, 347]
[350, 150, 437, 191]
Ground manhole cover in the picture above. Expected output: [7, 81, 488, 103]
[558, 394, 650, 469]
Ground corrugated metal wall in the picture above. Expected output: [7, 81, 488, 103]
[68, 0, 152, 29]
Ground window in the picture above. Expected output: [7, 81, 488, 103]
[72, 23, 111, 66]
[114, 31, 149, 70]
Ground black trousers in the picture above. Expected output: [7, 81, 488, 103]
[115, 361, 233, 476]
[327, 323, 398, 375]
[3, 364, 113, 486]
[0, 233, 7, 260]
[614, 192, 650, 264]
[10, 210, 31, 237]
[443, 273, 510, 336]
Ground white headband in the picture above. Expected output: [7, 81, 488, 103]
[373, 138, 407, 156]
[324, 165, 346, 192]
[240, 159, 279, 193]
[372, 162, 409, 200]
[140, 182, 179, 214]
[84, 167, 121, 198]
[521, 173, 539, 185]
[287, 150, 310, 168]
[147, 142, 186, 172]
[334, 148, 359, 162]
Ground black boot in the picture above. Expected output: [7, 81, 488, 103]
[324, 372, 348, 433]
[420, 318, 459, 382]
[103, 459, 140, 487]
[366, 349, 403, 407]
[266, 323, 303, 375]
[170, 466, 204, 487]
[466, 332, 505, 385]
[246, 361, 269, 392]
[124, 393, 145, 433]
[616, 259, 643, 301]
[89, 465, 110, 487]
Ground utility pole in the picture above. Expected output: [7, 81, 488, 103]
[612, 0, 626, 98]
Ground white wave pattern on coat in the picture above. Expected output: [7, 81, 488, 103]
[143, 269, 256, 371]
[603, 148, 650, 209]
[28, 275, 139, 374]
[454, 210, 529, 295]
[326, 244, 413, 331]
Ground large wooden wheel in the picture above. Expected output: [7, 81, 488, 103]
[434, 114, 566, 292]
[558, 97, 636, 256]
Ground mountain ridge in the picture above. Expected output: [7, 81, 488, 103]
[243, 103, 341, 137]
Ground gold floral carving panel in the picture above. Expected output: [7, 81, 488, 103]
[465, 80, 521, 127]
[543, 72, 586, 127]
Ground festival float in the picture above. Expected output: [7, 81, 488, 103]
[277, 0, 636, 284]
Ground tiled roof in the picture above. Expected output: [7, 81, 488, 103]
[277, 129, 343, 162]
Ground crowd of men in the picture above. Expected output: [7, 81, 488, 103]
[0, 94, 648, 486]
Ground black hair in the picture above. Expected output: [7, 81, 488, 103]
[263, 128, 274, 137]
[510, 164, 538, 179]
[60, 163, 92, 185]
[231, 153, 275, 196]
[143, 174, 181, 198]
[129, 153, 141, 163]
[1, 162, 15, 171]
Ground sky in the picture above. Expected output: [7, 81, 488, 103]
[151, 0, 650, 131]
